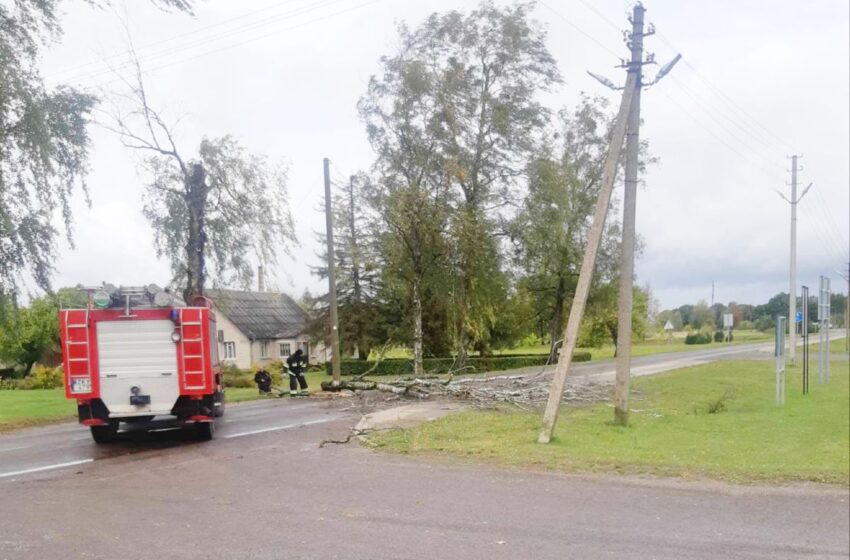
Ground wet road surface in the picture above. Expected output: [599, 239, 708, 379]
[1, 340, 848, 559]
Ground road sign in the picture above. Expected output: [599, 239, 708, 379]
[723, 313, 733, 329]
[663, 320, 674, 331]
[796, 311, 803, 323]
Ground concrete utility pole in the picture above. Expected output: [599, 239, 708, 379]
[539, 2, 680, 442]
[538, 72, 636, 444]
[613, 3, 658, 427]
[777, 155, 811, 365]
[323, 158, 342, 385]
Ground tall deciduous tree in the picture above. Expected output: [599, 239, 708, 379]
[0, 1, 193, 295]
[409, 2, 561, 361]
[359, 35, 453, 374]
[0, 288, 88, 375]
[511, 96, 619, 360]
[107, 63, 295, 300]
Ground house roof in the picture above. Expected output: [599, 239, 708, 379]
[207, 289, 308, 340]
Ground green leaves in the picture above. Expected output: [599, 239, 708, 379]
[0, 0, 193, 294]
[141, 135, 296, 294]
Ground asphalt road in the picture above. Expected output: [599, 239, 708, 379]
[1, 340, 848, 559]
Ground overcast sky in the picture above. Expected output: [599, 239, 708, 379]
[38, 0, 849, 309]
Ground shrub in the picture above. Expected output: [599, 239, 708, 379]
[30, 365, 63, 389]
[738, 320, 755, 330]
[221, 362, 253, 388]
[684, 332, 712, 345]
[0, 366, 63, 390]
[713, 330, 724, 342]
[754, 317, 774, 332]
[326, 353, 591, 377]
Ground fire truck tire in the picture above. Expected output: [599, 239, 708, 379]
[213, 390, 225, 417]
[195, 420, 215, 440]
[90, 422, 119, 444]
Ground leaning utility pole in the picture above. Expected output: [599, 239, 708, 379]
[612, 3, 647, 426]
[777, 155, 811, 365]
[323, 158, 342, 385]
[539, 2, 680, 442]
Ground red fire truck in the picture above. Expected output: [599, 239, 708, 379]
[59, 285, 225, 443]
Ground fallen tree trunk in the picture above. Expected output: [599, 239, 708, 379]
[320, 372, 614, 409]
[321, 380, 408, 394]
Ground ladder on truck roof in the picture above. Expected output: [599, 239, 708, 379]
[63, 309, 93, 395]
[178, 308, 208, 392]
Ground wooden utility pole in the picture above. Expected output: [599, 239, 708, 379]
[538, 71, 637, 444]
[612, 3, 647, 426]
[323, 158, 342, 385]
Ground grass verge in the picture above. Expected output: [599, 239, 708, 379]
[0, 389, 76, 432]
[368, 356, 849, 486]
[0, 370, 330, 431]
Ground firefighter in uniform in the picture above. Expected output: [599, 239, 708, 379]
[286, 348, 309, 395]
[254, 367, 272, 395]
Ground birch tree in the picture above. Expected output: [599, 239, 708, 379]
[359, 33, 452, 375]
[107, 63, 295, 300]
[0, 1, 192, 295]
[416, 2, 561, 360]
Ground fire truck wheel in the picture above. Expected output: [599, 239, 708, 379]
[195, 420, 215, 440]
[213, 390, 225, 417]
[90, 422, 119, 444]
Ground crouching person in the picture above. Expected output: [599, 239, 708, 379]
[254, 366, 287, 397]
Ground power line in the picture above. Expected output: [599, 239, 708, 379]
[666, 74, 787, 155]
[81, 0, 384, 90]
[57, 0, 366, 87]
[47, 0, 311, 82]
[560, 0, 789, 172]
[572, 0, 622, 33]
[654, 87, 783, 181]
[654, 30, 796, 153]
[537, 0, 622, 60]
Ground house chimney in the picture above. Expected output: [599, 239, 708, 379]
[258, 265, 264, 292]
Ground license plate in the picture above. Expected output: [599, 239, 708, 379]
[70, 378, 91, 394]
[130, 395, 151, 405]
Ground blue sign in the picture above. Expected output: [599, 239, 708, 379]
[796, 311, 803, 323]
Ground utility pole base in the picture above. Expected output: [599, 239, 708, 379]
[537, 431, 552, 444]
[613, 407, 629, 427]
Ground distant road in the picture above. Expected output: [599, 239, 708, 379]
[504, 329, 848, 385]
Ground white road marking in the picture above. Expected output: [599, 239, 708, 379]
[0, 458, 94, 480]
[0, 445, 30, 454]
[223, 417, 337, 439]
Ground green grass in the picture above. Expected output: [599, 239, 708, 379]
[0, 389, 76, 431]
[225, 370, 327, 402]
[0, 370, 330, 430]
[369, 355, 850, 485]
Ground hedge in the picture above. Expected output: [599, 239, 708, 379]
[684, 332, 712, 345]
[325, 352, 591, 377]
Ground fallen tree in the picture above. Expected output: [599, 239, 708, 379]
[321, 372, 613, 409]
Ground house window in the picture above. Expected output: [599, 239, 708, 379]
[260, 341, 269, 359]
[223, 342, 236, 360]
[280, 343, 291, 357]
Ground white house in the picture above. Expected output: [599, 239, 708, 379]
[207, 289, 324, 370]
